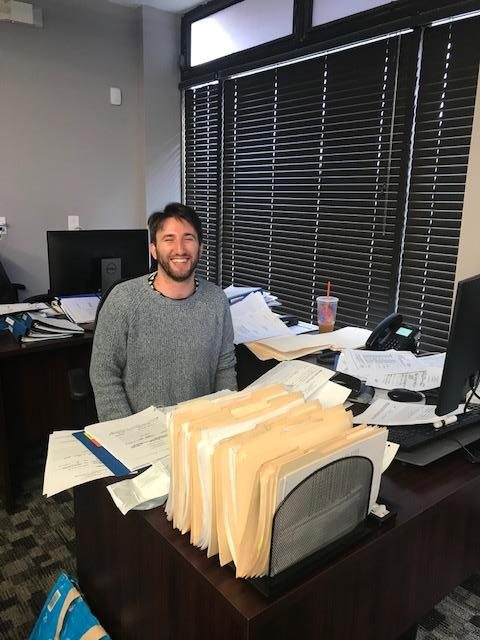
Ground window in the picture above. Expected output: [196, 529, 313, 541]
[183, 15, 480, 350]
[190, 0, 294, 67]
[184, 83, 219, 281]
[398, 19, 480, 351]
[311, 0, 397, 28]
[221, 35, 413, 329]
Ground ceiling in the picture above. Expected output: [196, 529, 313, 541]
[109, 0, 205, 14]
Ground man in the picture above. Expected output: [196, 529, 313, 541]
[90, 202, 237, 422]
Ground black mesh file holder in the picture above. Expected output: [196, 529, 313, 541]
[247, 456, 377, 597]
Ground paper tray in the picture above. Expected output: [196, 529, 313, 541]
[235, 456, 394, 598]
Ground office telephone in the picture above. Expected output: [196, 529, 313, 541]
[365, 312, 419, 352]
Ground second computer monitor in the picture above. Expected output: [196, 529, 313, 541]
[47, 229, 150, 296]
[435, 273, 480, 415]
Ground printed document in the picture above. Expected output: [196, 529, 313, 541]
[60, 295, 100, 324]
[352, 398, 463, 426]
[107, 463, 170, 515]
[85, 406, 170, 471]
[229, 291, 291, 344]
[43, 430, 112, 497]
[337, 350, 445, 391]
[0, 302, 49, 316]
[246, 360, 333, 399]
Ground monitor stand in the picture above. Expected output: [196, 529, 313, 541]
[395, 423, 480, 466]
[101, 257, 121, 293]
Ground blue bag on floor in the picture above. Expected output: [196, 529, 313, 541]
[29, 572, 110, 640]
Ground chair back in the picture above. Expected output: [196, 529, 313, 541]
[0, 261, 20, 303]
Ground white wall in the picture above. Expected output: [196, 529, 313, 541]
[0, 0, 181, 297]
[456, 66, 480, 284]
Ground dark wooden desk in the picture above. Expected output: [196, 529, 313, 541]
[74, 453, 480, 640]
[0, 331, 92, 512]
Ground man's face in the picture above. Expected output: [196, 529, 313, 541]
[150, 217, 202, 282]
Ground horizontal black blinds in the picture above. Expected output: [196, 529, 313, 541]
[184, 83, 219, 281]
[221, 35, 414, 327]
[398, 18, 480, 352]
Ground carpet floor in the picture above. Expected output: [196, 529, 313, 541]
[1, 455, 480, 640]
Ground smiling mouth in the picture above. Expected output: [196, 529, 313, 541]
[171, 257, 189, 264]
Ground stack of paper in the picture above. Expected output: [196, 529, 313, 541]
[165, 386, 388, 578]
[228, 291, 292, 344]
[2, 311, 84, 343]
[246, 360, 351, 407]
[224, 285, 280, 307]
[79, 406, 170, 472]
[0, 302, 50, 316]
[60, 295, 100, 324]
[43, 430, 113, 497]
[43, 407, 171, 504]
[337, 349, 445, 391]
[247, 327, 372, 361]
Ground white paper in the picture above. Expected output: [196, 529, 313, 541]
[43, 430, 112, 497]
[352, 399, 463, 426]
[257, 326, 372, 354]
[415, 353, 446, 369]
[368, 368, 443, 391]
[338, 350, 446, 391]
[229, 292, 291, 344]
[85, 406, 170, 472]
[246, 360, 334, 399]
[337, 349, 417, 377]
[277, 428, 388, 513]
[0, 302, 49, 316]
[382, 441, 399, 472]
[224, 285, 262, 302]
[224, 285, 279, 308]
[310, 380, 352, 408]
[289, 320, 318, 335]
[60, 295, 100, 324]
[329, 327, 372, 349]
[107, 463, 170, 515]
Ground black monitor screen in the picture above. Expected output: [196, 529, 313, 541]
[436, 273, 480, 415]
[47, 229, 150, 296]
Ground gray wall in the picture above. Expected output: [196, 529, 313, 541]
[141, 6, 181, 215]
[0, 0, 181, 297]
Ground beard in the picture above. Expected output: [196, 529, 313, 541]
[156, 251, 200, 282]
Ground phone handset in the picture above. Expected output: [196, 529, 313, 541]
[366, 312, 418, 352]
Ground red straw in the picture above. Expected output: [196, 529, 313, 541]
[326, 280, 331, 298]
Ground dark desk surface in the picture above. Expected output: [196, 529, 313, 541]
[0, 330, 93, 511]
[75, 451, 480, 640]
[0, 329, 93, 358]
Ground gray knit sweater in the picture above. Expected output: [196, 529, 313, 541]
[89, 275, 237, 421]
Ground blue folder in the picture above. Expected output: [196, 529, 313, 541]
[73, 431, 131, 476]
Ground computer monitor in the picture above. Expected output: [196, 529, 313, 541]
[47, 229, 150, 296]
[435, 273, 480, 416]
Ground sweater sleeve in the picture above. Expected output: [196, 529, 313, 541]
[89, 289, 133, 421]
[214, 301, 238, 392]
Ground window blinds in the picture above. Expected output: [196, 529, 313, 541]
[183, 17, 480, 349]
[398, 18, 480, 351]
[184, 83, 219, 281]
[221, 35, 414, 328]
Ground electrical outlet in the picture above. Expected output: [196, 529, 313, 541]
[0, 216, 7, 237]
[68, 215, 80, 231]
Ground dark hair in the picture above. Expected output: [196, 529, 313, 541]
[147, 203, 203, 244]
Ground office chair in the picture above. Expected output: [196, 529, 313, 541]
[67, 278, 134, 428]
[0, 260, 25, 303]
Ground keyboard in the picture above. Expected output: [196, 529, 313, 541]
[387, 406, 480, 451]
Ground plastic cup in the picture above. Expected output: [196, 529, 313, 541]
[316, 296, 339, 333]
